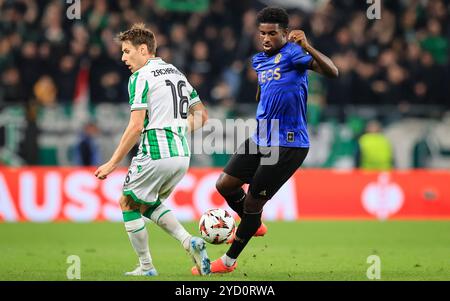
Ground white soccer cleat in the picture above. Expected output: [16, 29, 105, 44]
[124, 265, 158, 276]
[189, 237, 211, 275]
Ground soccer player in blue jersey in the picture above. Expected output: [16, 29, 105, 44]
[192, 7, 338, 275]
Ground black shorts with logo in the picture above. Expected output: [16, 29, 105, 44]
[223, 138, 309, 200]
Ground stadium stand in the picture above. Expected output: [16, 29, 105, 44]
[0, 0, 449, 168]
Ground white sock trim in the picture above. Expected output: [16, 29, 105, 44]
[221, 254, 236, 267]
[125, 218, 145, 233]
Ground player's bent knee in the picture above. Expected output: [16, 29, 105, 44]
[215, 174, 232, 196]
[215, 178, 226, 196]
[216, 173, 243, 196]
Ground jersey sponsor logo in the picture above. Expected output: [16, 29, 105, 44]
[258, 68, 281, 83]
[274, 53, 282, 64]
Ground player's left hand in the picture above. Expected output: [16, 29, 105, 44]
[94, 161, 117, 180]
[288, 30, 309, 49]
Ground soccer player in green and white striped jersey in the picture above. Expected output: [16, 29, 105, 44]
[95, 23, 210, 276]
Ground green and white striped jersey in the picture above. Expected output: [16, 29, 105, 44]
[128, 57, 201, 160]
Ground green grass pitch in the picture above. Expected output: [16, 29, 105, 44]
[0, 221, 449, 281]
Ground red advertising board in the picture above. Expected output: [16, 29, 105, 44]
[0, 167, 449, 222]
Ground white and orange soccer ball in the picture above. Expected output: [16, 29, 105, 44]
[198, 208, 236, 244]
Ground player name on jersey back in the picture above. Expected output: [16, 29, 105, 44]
[151, 67, 183, 77]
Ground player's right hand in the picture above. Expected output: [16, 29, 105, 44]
[94, 161, 117, 180]
[288, 30, 309, 49]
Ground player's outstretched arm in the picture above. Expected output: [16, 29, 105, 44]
[288, 30, 339, 78]
[95, 109, 146, 179]
[187, 102, 208, 133]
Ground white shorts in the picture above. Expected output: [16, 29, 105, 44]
[122, 156, 190, 206]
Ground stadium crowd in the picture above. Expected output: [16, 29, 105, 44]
[0, 0, 449, 109]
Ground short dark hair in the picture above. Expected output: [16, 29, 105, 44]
[116, 23, 157, 54]
[256, 7, 289, 29]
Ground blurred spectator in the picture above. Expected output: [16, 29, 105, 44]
[210, 80, 233, 105]
[97, 71, 123, 103]
[355, 120, 394, 171]
[169, 23, 190, 70]
[218, 26, 239, 69]
[417, 52, 447, 104]
[188, 72, 209, 102]
[413, 136, 432, 168]
[56, 55, 78, 103]
[18, 101, 39, 165]
[90, 41, 126, 103]
[0, 37, 14, 72]
[33, 75, 57, 106]
[87, 0, 109, 45]
[72, 122, 102, 166]
[0, 67, 25, 104]
[237, 61, 258, 103]
[235, 9, 258, 60]
[0, 0, 447, 109]
[41, 1, 65, 46]
[189, 40, 213, 76]
[157, 45, 173, 63]
[420, 18, 448, 65]
[326, 51, 355, 120]
[17, 41, 41, 100]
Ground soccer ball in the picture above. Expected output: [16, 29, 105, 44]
[199, 208, 236, 244]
